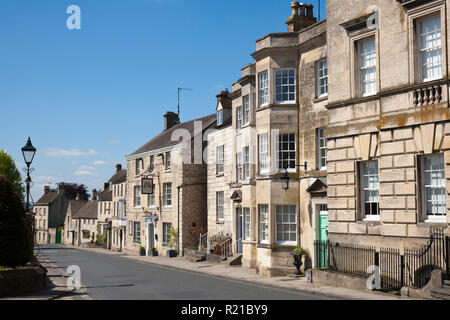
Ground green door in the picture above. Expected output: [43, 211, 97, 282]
[318, 205, 328, 269]
[56, 230, 62, 244]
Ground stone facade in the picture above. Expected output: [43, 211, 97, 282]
[326, 0, 450, 250]
[125, 113, 216, 256]
[206, 2, 329, 276]
[33, 204, 49, 244]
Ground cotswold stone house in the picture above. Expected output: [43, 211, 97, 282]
[72, 200, 98, 246]
[109, 165, 127, 251]
[207, 2, 329, 276]
[97, 182, 112, 248]
[125, 112, 216, 256]
[34, 184, 70, 244]
[62, 198, 88, 246]
[326, 0, 450, 248]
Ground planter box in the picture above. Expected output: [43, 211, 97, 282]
[166, 249, 177, 258]
[139, 251, 146, 256]
[150, 251, 158, 257]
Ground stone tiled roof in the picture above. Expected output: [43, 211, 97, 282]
[69, 199, 88, 216]
[73, 201, 98, 219]
[129, 114, 217, 156]
[35, 190, 58, 205]
[97, 188, 112, 201]
[109, 169, 127, 185]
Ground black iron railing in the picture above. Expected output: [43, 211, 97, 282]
[314, 228, 450, 291]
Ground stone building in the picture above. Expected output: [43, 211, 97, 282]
[206, 2, 329, 276]
[109, 165, 127, 251]
[33, 184, 70, 244]
[96, 182, 112, 247]
[72, 200, 99, 246]
[62, 198, 88, 246]
[326, 0, 450, 249]
[125, 112, 216, 256]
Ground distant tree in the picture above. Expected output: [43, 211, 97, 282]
[0, 150, 24, 204]
[58, 182, 90, 200]
[0, 174, 33, 267]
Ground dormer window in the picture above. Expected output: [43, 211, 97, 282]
[217, 110, 223, 125]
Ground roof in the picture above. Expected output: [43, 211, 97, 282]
[109, 169, 127, 185]
[73, 201, 98, 219]
[129, 114, 217, 156]
[97, 188, 112, 201]
[68, 199, 88, 216]
[306, 178, 327, 195]
[35, 190, 58, 205]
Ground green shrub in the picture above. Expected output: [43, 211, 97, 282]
[0, 175, 33, 267]
[293, 247, 309, 256]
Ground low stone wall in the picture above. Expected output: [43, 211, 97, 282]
[0, 265, 47, 297]
[311, 269, 370, 292]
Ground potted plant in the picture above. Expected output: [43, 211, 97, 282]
[139, 246, 146, 256]
[150, 246, 158, 256]
[291, 247, 309, 276]
[166, 227, 178, 258]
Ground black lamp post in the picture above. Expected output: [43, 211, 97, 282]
[21, 137, 36, 215]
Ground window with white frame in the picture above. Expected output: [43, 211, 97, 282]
[217, 110, 223, 125]
[421, 154, 446, 221]
[317, 128, 327, 170]
[236, 152, 243, 182]
[259, 205, 269, 244]
[357, 37, 377, 97]
[236, 107, 243, 132]
[244, 208, 251, 240]
[150, 155, 155, 173]
[360, 161, 380, 220]
[275, 205, 297, 245]
[216, 145, 224, 174]
[216, 191, 224, 221]
[148, 193, 155, 207]
[417, 13, 442, 82]
[135, 159, 142, 176]
[163, 222, 172, 244]
[275, 69, 296, 103]
[259, 133, 269, 173]
[258, 71, 269, 107]
[129, 221, 133, 235]
[243, 146, 250, 180]
[133, 221, 141, 243]
[278, 133, 296, 170]
[243, 95, 250, 125]
[163, 183, 172, 207]
[133, 186, 141, 208]
[317, 59, 328, 97]
[165, 152, 171, 171]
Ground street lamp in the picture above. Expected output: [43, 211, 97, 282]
[280, 162, 308, 191]
[21, 137, 36, 215]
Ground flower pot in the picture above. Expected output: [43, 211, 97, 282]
[291, 253, 303, 276]
[150, 251, 158, 257]
[139, 250, 146, 256]
[166, 249, 177, 258]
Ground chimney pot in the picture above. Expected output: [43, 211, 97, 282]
[291, 1, 299, 17]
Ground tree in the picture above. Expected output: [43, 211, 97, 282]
[57, 182, 90, 200]
[0, 174, 33, 267]
[0, 150, 24, 204]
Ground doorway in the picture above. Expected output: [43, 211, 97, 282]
[236, 207, 243, 254]
[317, 204, 328, 269]
[147, 223, 155, 254]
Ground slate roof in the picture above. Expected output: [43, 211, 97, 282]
[35, 190, 58, 205]
[97, 188, 112, 201]
[109, 169, 127, 185]
[73, 201, 98, 219]
[68, 199, 88, 216]
[129, 114, 217, 156]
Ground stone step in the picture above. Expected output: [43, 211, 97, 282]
[206, 253, 227, 263]
[431, 287, 450, 300]
[227, 254, 243, 266]
[186, 255, 206, 263]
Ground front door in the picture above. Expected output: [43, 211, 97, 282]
[318, 204, 328, 269]
[56, 230, 62, 244]
[147, 223, 155, 254]
[236, 207, 243, 254]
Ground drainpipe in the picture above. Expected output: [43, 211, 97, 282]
[177, 182, 207, 256]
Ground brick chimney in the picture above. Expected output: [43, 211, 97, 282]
[286, 2, 317, 32]
[164, 112, 180, 131]
[44, 186, 50, 194]
[116, 164, 122, 172]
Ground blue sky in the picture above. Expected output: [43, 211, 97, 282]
[0, 0, 326, 202]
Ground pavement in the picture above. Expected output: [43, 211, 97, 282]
[3, 245, 409, 300]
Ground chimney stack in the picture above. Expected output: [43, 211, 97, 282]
[44, 186, 50, 194]
[92, 189, 98, 201]
[164, 112, 180, 131]
[57, 183, 64, 195]
[103, 182, 110, 190]
[286, 2, 317, 32]
[116, 164, 122, 172]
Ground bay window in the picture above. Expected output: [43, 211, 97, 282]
[258, 71, 269, 107]
[275, 69, 296, 103]
[275, 205, 297, 245]
[259, 204, 269, 244]
[277, 133, 296, 171]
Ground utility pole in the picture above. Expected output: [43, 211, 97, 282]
[177, 87, 193, 119]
